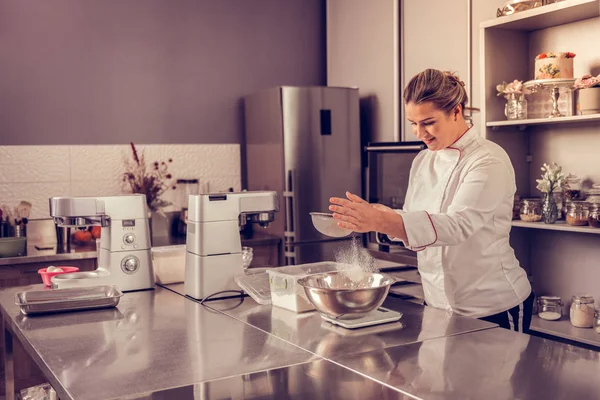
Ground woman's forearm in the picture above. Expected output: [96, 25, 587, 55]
[379, 211, 409, 244]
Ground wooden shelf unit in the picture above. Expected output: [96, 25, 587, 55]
[481, 0, 600, 349]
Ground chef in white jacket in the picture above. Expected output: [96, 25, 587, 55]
[330, 69, 534, 332]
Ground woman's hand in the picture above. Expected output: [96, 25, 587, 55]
[329, 192, 399, 233]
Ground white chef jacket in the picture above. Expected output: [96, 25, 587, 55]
[392, 127, 531, 318]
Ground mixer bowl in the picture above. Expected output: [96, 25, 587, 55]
[310, 212, 352, 238]
[297, 270, 395, 320]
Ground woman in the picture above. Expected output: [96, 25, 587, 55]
[329, 69, 533, 333]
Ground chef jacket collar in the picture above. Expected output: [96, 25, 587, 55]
[433, 125, 476, 161]
[447, 125, 476, 151]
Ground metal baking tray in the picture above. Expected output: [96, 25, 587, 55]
[14, 285, 123, 315]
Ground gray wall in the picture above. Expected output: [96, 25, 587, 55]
[0, 0, 326, 145]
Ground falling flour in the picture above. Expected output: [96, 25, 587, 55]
[334, 237, 377, 273]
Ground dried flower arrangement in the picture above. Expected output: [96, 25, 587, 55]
[122, 142, 175, 214]
[536, 162, 565, 194]
[496, 80, 524, 98]
[574, 74, 600, 90]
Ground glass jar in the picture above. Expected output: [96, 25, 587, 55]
[512, 195, 521, 220]
[504, 93, 519, 120]
[519, 198, 542, 222]
[566, 202, 589, 226]
[562, 174, 583, 201]
[517, 95, 528, 120]
[537, 296, 563, 321]
[570, 295, 595, 328]
[594, 310, 600, 334]
[585, 184, 600, 204]
[589, 203, 600, 229]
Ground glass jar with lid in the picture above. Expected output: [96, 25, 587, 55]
[594, 310, 600, 334]
[570, 295, 595, 328]
[586, 184, 600, 204]
[562, 174, 583, 201]
[566, 202, 589, 226]
[519, 198, 542, 222]
[537, 296, 563, 321]
[589, 202, 600, 229]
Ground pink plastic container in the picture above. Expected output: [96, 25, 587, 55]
[38, 266, 80, 286]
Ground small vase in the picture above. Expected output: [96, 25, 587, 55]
[542, 192, 558, 224]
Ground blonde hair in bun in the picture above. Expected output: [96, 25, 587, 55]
[404, 69, 477, 115]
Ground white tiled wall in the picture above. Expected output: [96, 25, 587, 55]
[0, 144, 241, 219]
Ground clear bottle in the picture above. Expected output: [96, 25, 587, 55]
[566, 202, 590, 226]
[519, 198, 542, 222]
[537, 296, 563, 321]
[570, 295, 595, 328]
[594, 309, 600, 334]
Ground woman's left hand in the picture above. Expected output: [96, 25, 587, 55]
[329, 192, 396, 233]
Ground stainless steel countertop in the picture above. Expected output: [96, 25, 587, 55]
[330, 326, 600, 400]
[0, 285, 317, 400]
[3, 280, 600, 399]
[162, 283, 496, 360]
[0, 244, 97, 266]
[119, 359, 407, 400]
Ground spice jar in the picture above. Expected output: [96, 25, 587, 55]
[519, 198, 542, 222]
[594, 310, 600, 334]
[570, 295, 595, 328]
[566, 202, 589, 226]
[537, 296, 563, 321]
[589, 203, 600, 229]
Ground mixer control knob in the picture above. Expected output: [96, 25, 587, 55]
[123, 234, 136, 245]
[121, 256, 140, 274]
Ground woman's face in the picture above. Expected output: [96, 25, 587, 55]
[406, 102, 462, 151]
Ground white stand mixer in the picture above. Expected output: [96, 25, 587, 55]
[184, 191, 279, 300]
[49, 194, 155, 291]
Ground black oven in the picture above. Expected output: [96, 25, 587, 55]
[364, 141, 425, 251]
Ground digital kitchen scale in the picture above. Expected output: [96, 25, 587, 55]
[321, 307, 403, 329]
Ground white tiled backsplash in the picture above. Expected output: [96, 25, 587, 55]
[0, 144, 241, 219]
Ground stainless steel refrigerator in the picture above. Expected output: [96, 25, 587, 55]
[244, 86, 362, 265]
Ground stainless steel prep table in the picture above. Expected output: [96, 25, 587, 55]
[329, 326, 600, 400]
[117, 359, 409, 400]
[162, 283, 496, 360]
[0, 286, 318, 400]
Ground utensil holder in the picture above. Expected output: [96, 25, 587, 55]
[11, 225, 27, 238]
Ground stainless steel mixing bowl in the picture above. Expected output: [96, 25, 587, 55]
[297, 270, 396, 320]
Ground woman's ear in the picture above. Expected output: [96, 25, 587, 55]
[453, 105, 462, 121]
